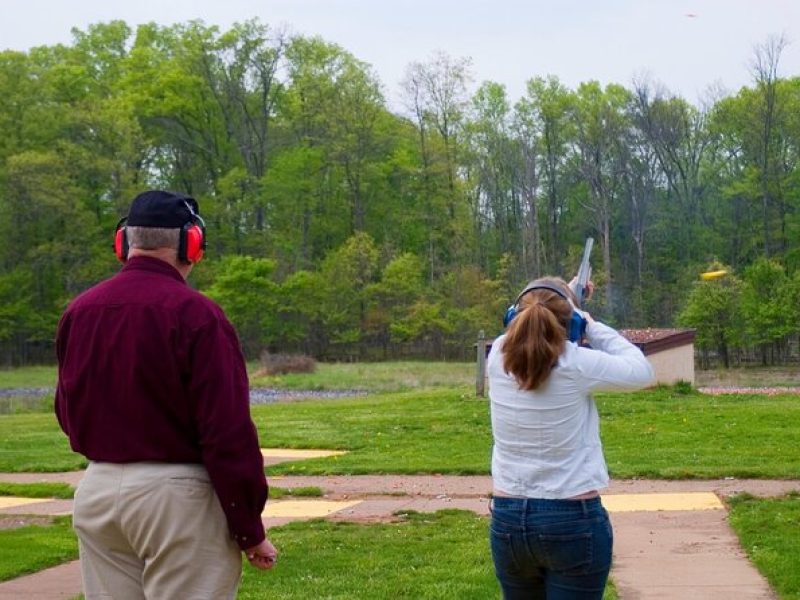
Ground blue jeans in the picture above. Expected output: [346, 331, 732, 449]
[490, 496, 613, 599]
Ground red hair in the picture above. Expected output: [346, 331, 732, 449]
[502, 277, 573, 390]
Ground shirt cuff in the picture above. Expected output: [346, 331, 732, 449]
[231, 520, 266, 550]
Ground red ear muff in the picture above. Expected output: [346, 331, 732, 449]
[184, 224, 204, 263]
[177, 201, 206, 264]
[114, 219, 129, 262]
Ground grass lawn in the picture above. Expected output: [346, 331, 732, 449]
[255, 386, 800, 478]
[0, 510, 617, 599]
[0, 361, 473, 414]
[249, 360, 474, 392]
[728, 492, 800, 599]
[2, 387, 800, 478]
[0, 361, 475, 394]
[600, 388, 800, 479]
[257, 389, 491, 476]
[2, 363, 796, 598]
[0, 516, 78, 582]
[0, 413, 86, 472]
[240, 510, 501, 599]
[241, 510, 619, 599]
[0, 482, 74, 499]
[0, 366, 57, 389]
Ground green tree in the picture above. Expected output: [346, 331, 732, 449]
[740, 258, 791, 364]
[516, 76, 576, 273]
[204, 256, 279, 357]
[275, 269, 327, 355]
[464, 81, 520, 274]
[318, 232, 379, 351]
[400, 51, 473, 276]
[572, 81, 631, 317]
[366, 252, 425, 351]
[677, 267, 743, 368]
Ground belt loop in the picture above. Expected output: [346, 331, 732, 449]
[581, 499, 589, 516]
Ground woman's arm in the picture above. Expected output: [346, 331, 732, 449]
[577, 320, 655, 391]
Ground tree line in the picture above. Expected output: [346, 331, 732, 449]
[1, 20, 798, 365]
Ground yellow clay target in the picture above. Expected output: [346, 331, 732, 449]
[700, 269, 727, 281]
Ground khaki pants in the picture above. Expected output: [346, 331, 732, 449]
[73, 462, 241, 600]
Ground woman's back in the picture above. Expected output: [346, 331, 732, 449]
[488, 322, 654, 499]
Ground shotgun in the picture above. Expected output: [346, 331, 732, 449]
[568, 238, 593, 308]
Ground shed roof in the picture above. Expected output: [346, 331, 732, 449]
[620, 328, 696, 356]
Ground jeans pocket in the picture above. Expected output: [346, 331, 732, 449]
[538, 531, 593, 575]
[490, 527, 521, 576]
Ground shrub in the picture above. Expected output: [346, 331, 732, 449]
[672, 380, 695, 395]
[258, 352, 317, 375]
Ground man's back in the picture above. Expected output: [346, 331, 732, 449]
[56, 190, 275, 599]
[56, 256, 231, 463]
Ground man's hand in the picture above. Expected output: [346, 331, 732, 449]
[245, 537, 278, 570]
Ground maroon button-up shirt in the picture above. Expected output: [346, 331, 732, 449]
[55, 256, 268, 549]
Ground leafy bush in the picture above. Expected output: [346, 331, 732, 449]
[672, 380, 695, 395]
[258, 352, 317, 376]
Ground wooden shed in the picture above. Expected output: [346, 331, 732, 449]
[620, 328, 696, 385]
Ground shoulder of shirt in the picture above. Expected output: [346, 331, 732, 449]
[65, 270, 227, 322]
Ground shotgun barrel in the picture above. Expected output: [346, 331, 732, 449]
[568, 238, 594, 308]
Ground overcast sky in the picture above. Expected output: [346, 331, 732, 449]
[2, 0, 799, 108]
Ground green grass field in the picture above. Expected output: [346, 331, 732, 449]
[0, 512, 617, 599]
[0, 482, 74, 499]
[728, 493, 800, 599]
[0, 517, 78, 582]
[1, 363, 798, 597]
[0, 361, 475, 394]
[0, 366, 58, 389]
[2, 387, 800, 478]
[249, 360, 475, 392]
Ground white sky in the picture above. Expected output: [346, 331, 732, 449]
[2, 0, 799, 108]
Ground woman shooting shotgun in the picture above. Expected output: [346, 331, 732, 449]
[487, 269, 654, 599]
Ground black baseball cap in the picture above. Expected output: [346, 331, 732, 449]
[126, 190, 200, 228]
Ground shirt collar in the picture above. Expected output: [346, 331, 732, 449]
[121, 256, 186, 284]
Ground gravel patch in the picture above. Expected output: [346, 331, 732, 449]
[699, 386, 800, 396]
[248, 388, 366, 404]
[0, 387, 366, 405]
[0, 515, 54, 530]
[0, 387, 51, 398]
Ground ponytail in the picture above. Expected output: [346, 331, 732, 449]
[502, 284, 572, 390]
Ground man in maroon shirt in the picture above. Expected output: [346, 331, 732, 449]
[55, 190, 276, 598]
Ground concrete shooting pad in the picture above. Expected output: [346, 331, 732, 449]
[603, 492, 724, 513]
[260, 448, 348, 460]
[262, 499, 362, 518]
[0, 497, 54, 511]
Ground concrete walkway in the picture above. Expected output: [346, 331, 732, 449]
[1, 472, 797, 599]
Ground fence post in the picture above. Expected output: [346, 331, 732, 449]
[476, 329, 486, 397]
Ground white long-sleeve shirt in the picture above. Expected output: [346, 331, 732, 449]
[487, 321, 655, 499]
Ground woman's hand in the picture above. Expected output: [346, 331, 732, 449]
[567, 277, 595, 304]
[583, 280, 595, 303]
